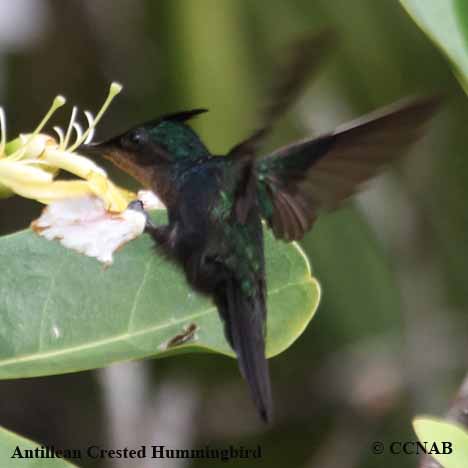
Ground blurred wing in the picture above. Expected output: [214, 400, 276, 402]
[256, 97, 440, 241]
[228, 29, 336, 159]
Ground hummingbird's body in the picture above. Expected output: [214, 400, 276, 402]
[137, 122, 273, 420]
[82, 32, 440, 422]
[172, 157, 271, 420]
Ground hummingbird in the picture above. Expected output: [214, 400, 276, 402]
[81, 32, 439, 423]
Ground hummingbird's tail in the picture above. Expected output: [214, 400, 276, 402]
[214, 278, 273, 423]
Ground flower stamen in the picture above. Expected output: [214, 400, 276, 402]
[67, 82, 122, 152]
[72, 122, 83, 146]
[62, 105, 78, 150]
[83, 111, 95, 144]
[34, 95, 66, 136]
[0, 82, 132, 212]
[8, 95, 66, 161]
[53, 126, 64, 147]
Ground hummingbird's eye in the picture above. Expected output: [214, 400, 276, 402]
[124, 130, 145, 149]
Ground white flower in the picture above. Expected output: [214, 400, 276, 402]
[32, 196, 147, 265]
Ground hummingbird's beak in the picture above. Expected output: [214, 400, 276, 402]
[79, 140, 154, 188]
[79, 139, 127, 168]
[79, 139, 130, 174]
[79, 141, 114, 158]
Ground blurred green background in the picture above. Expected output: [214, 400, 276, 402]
[0, 0, 467, 467]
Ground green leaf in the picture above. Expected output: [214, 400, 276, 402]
[400, 0, 468, 92]
[0, 212, 319, 379]
[413, 417, 468, 468]
[0, 426, 76, 467]
[303, 207, 402, 343]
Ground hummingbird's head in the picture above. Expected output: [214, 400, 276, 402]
[80, 108, 209, 189]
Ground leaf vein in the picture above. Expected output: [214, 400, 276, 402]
[127, 255, 155, 331]
[0, 278, 312, 369]
[37, 254, 68, 351]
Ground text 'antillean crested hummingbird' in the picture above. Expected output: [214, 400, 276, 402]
[81, 32, 440, 423]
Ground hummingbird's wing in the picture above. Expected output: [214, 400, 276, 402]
[228, 30, 336, 224]
[228, 29, 336, 159]
[256, 97, 440, 241]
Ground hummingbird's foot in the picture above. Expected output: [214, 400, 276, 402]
[127, 200, 158, 231]
[127, 200, 171, 251]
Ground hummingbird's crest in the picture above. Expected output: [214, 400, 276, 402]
[143, 108, 210, 161]
[146, 108, 208, 126]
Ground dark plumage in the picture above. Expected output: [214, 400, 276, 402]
[81, 31, 440, 422]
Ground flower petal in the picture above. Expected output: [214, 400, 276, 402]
[0, 160, 53, 184]
[86, 172, 134, 212]
[9, 180, 93, 203]
[42, 148, 107, 178]
[32, 196, 146, 264]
